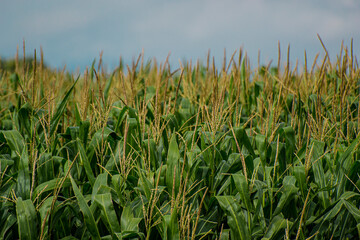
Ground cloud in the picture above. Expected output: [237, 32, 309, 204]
[1, 0, 359, 70]
[22, 9, 93, 36]
[122, 0, 359, 66]
[129, 0, 359, 47]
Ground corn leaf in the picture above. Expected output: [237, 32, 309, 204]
[94, 193, 121, 234]
[48, 76, 79, 138]
[216, 195, 249, 239]
[70, 176, 101, 240]
[16, 198, 37, 240]
[166, 133, 180, 197]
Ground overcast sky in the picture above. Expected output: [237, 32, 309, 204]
[1, 0, 359, 72]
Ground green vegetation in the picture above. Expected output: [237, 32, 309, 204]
[1, 43, 360, 239]
[0, 56, 43, 73]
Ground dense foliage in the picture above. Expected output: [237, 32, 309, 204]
[1, 45, 360, 239]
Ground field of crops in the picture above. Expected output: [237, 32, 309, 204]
[1, 44, 360, 239]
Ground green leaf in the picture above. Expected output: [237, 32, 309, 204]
[216, 196, 249, 239]
[17, 144, 30, 200]
[219, 229, 230, 240]
[337, 134, 360, 198]
[346, 160, 360, 191]
[91, 173, 109, 202]
[255, 134, 268, 165]
[17, 103, 33, 137]
[278, 126, 296, 163]
[137, 169, 152, 200]
[0, 211, 16, 239]
[87, 127, 119, 161]
[79, 120, 90, 146]
[293, 166, 306, 198]
[322, 200, 344, 223]
[114, 232, 145, 240]
[160, 207, 180, 240]
[104, 73, 114, 105]
[166, 133, 181, 197]
[76, 139, 95, 186]
[73, 103, 81, 126]
[36, 153, 63, 184]
[343, 199, 360, 223]
[16, 198, 37, 240]
[263, 215, 288, 240]
[48, 76, 79, 138]
[114, 106, 128, 134]
[310, 139, 329, 209]
[0, 130, 25, 160]
[94, 193, 121, 234]
[70, 176, 101, 240]
[0, 131, 30, 199]
[32, 177, 71, 200]
[120, 205, 142, 232]
[38, 197, 56, 239]
[232, 174, 252, 212]
[233, 127, 255, 157]
[125, 117, 141, 155]
[273, 176, 298, 216]
[0, 156, 14, 172]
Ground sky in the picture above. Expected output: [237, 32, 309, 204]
[1, 0, 359, 72]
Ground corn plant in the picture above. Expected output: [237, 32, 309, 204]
[1, 42, 360, 239]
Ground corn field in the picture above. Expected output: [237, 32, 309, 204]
[1, 43, 360, 239]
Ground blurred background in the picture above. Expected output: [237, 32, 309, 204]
[1, 0, 359, 72]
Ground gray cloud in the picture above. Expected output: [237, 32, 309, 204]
[1, 0, 359, 71]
